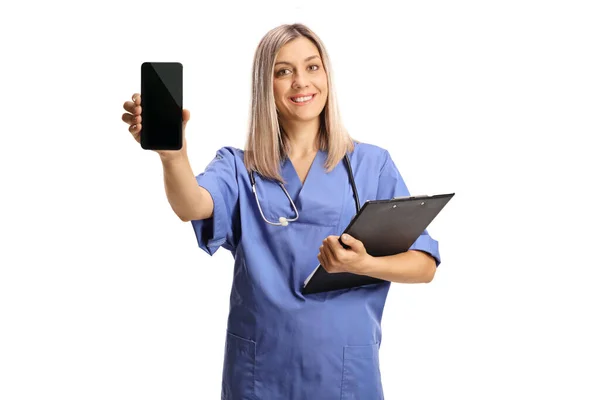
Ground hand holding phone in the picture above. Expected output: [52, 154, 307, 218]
[140, 62, 184, 151]
[121, 62, 189, 158]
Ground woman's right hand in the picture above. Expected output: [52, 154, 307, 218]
[121, 93, 191, 160]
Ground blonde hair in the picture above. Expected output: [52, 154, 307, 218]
[243, 23, 355, 183]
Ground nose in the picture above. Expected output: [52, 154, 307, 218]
[293, 70, 310, 89]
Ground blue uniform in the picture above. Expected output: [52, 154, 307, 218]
[191, 142, 441, 399]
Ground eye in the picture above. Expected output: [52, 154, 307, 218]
[276, 65, 320, 76]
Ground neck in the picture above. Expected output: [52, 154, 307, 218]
[280, 118, 321, 158]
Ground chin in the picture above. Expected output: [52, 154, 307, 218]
[294, 113, 322, 122]
[298, 106, 326, 119]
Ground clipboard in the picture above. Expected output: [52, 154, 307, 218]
[302, 193, 454, 295]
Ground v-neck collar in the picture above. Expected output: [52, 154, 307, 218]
[281, 149, 324, 203]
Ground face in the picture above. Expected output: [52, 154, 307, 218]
[272, 37, 328, 124]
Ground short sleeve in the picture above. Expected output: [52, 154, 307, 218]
[376, 150, 442, 267]
[190, 147, 239, 256]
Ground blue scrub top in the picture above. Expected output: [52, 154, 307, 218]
[191, 142, 441, 400]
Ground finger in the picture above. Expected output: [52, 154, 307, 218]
[344, 235, 364, 252]
[339, 235, 360, 252]
[182, 109, 190, 131]
[129, 122, 142, 140]
[318, 251, 334, 273]
[317, 253, 325, 269]
[121, 112, 139, 125]
[123, 101, 142, 115]
[327, 235, 339, 246]
[182, 108, 190, 122]
[322, 243, 337, 265]
[123, 100, 134, 113]
[341, 234, 359, 248]
[132, 93, 141, 105]
[318, 245, 330, 267]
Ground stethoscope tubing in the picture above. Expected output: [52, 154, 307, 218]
[249, 154, 360, 226]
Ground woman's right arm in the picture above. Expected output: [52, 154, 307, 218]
[160, 153, 214, 222]
[122, 92, 214, 222]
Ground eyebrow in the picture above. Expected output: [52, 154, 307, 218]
[275, 55, 321, 66]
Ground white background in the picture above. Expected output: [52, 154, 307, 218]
[1, 0, 599, 399]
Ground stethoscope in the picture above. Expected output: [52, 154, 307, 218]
[249, 154, 360, 226]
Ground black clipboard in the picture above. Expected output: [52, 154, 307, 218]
[302, 193, 454, 295]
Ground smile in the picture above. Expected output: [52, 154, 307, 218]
[289, 94, 316, 105]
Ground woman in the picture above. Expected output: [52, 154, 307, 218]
[122, 23, 440, 400]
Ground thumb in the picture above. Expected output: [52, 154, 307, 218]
[342, 234, 365, 252]
[341, 234, 356, 246]
[182, 109, 191, 131]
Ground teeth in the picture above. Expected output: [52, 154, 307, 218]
[291, 95, 314, 103]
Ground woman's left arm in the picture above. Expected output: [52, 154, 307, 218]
[318, 234, 437, 284]
[317, 149, 442, 283]
[361, 248, 436, 283]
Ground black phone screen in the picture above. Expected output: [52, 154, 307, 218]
[140, 62, 182, 150]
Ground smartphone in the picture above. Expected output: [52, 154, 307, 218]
[140, 62, 183, 150]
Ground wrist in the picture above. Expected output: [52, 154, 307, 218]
[358, 254, 378, 276]
[159, 151, 187, 164]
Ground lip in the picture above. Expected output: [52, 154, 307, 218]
[289, 93, 317, 105]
